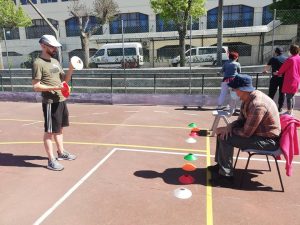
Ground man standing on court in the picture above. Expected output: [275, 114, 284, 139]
[208, 75, 281, 186]
[263, 47, 287, 112]
[32, 34, 76, 171]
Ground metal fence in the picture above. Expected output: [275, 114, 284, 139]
[0, 70, 270, 96]
[0, 10, 299, 69]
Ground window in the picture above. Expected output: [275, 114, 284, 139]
[124, 48, 136, 56]
[212, 42, 251, 56]
[107, 48, 123, 56]
[41, 0, 58, 3]
[25, 19, 58, 39]
[156, 14, 199, 32]
[156, 15, 177, 32]
[185, 49, 197, 56]
[65, 16, 102, 37]
[3, 28, 20, 40]
[21, 0, 37, 4]
[109, 13, 149, 34]
[207, 5, 254, 29]
[95, 49, 105, 57]
[2, 51, 22, 56]
[262, 5, 273, 25]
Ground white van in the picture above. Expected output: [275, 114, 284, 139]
[171, 46, 229, 67]
[89, 42, 144, 68]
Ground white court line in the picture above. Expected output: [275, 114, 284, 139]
[33, 148, 195, 225]
[154, 111, 169, 113]
[183, 113, 199, 116]
[22, 121, 42, 126]
[92, 112, 108, 115]
[33, 148, 300, 224]
[33, 149, 117, 225]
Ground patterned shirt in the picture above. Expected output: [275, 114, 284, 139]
[231, 90, 281, 138]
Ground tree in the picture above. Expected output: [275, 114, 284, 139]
[269, 0, 300, 43]
[68, 0, 119, 68]
[0, 0, 32, 69]
[151, 0, 206, 67]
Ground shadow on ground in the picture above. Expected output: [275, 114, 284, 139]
[0, 152, 47, 168]
[134, 167, 282, 192]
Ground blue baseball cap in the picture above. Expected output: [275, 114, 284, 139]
[227, 74, 255, 92]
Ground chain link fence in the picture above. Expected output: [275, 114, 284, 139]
[0, 10, 299, 69]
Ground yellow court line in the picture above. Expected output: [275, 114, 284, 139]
[0, 118, 190, 130]
[206, 136, 213, 225]
[0, 119, 43, 122]
[0, 141, 206, 153]
[72, 122, 190, 130]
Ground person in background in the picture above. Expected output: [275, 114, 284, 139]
[217, 51, 241, 110]
[275, 44, 300, 115]
[32, 34, 77, 171]
[208, 74, 281, 186]
[263, 47, 287, 113]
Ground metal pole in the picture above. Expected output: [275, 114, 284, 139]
[189, 15, 192, 94]
[122, 20, 127, 93]
[3, 28, 13, 91]
[122, 20, 125, 71]
[271, 9, 277, 54]
[217, 0, 224, 66]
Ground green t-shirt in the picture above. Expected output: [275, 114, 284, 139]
[32, 57, 65, 103]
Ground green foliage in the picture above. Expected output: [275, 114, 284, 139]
[0, 0, 32, 29]
[270, 0, 300, 24]
[150, 0, 206, 24]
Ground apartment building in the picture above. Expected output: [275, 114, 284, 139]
[1, 0, 297, 68]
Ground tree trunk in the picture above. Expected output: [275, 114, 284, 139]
[0, 44, 3, 69]
[178, 27, 187, 67]
[80, 34, 90, 68]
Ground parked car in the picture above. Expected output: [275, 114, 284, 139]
[89, 42, 144, 68]
[171, 46, 229, 67]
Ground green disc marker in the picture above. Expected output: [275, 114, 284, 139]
[184, 153, 198, 161]
[188, 123, 197, 128]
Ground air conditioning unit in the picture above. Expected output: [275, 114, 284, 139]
[142, 40, 150, 48]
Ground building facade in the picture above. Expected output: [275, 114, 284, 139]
[1, 0, 297, 68]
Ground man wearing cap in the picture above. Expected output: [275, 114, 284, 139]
[32, 34, 76, 171]
[263, 47, 287, 112]
[208, 74, 281, 186]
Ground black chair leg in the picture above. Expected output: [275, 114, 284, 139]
[266, 155, 271, 171]
[240, 153, 252, 188]
[273, 156, 285, 192]
[233, 148, 241, 169]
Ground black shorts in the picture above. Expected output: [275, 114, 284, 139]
[42, 101, 69, 133]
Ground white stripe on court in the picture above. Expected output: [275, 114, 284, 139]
[33, 147, 300, 224]
[124, 111, 139, 113]
[154, 111, 169, 113]
[92, 112, 108, 115]
[22, 121, 42, 126]
[33, 149, 117, 225]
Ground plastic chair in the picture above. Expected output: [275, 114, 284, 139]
[233, 147, 284, 192]
[210, 110, 231, 136]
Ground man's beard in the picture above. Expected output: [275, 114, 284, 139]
[47, 48, 57, 58]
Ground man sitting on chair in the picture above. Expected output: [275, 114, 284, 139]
[208, 74, 281, 186]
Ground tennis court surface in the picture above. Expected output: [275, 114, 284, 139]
[0, 102, 299, 225]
